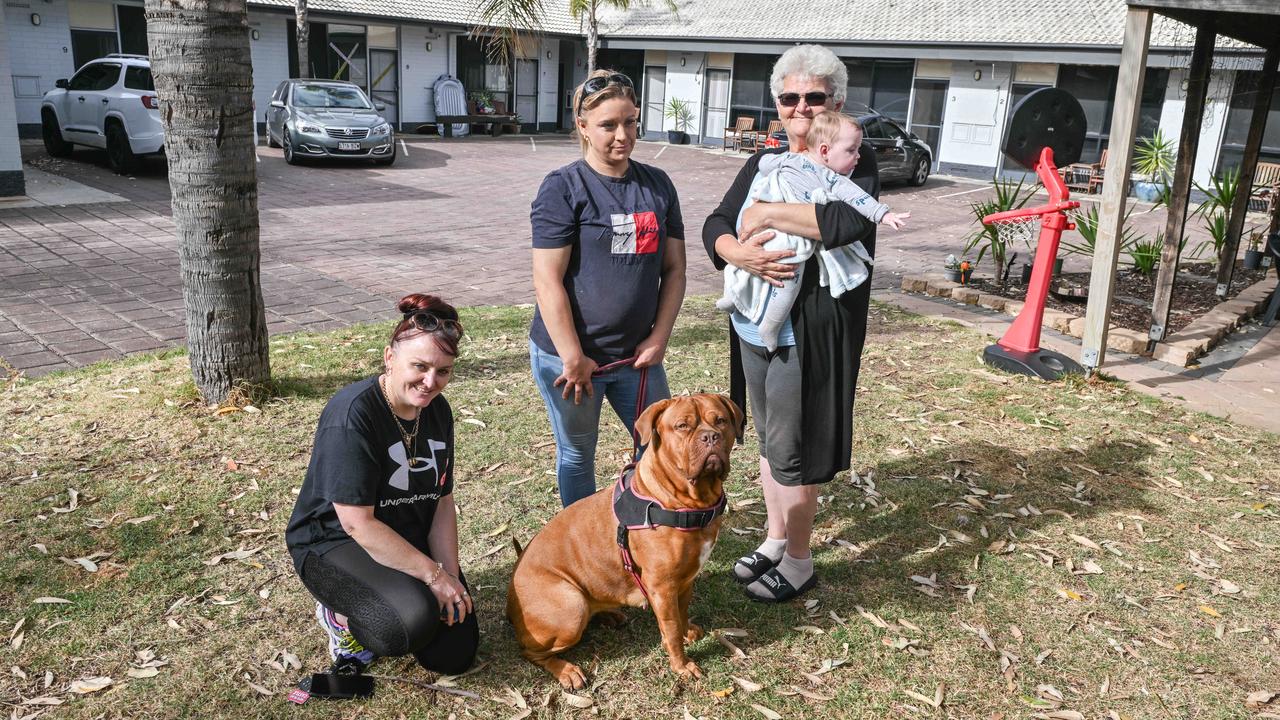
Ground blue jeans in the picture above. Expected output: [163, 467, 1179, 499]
[529, 339, 671, 507]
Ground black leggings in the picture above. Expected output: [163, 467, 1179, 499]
[299, 541, 478, 675]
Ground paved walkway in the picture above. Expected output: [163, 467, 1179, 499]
[0, 135, 982, 375]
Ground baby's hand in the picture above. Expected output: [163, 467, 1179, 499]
[881, 212, 910, 230]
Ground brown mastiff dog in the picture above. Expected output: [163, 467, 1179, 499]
[507, 393, 741, 689]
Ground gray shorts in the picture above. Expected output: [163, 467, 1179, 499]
[739, 338, 808, 486]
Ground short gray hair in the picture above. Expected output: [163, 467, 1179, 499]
[769, 45, 847, 105]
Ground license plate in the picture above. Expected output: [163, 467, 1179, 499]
[338, 142, 360, 151]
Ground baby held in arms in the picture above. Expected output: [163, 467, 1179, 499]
[717, 111, 908, 351]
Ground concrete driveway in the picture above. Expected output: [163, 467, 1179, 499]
[0, 134, 1104, 376]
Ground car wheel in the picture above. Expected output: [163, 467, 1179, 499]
[283, 130, 301, 165]
[41, 111, 73, 158]
[909, 156, 930, 187]
[266, 127, 280, 148]
[106, 123, 138, 175]
[374, 146, 396, 166]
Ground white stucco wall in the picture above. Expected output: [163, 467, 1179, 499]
[938, 60, 1012, 172]
[0, 7, 26, 191]
[5, 0, 77, 127]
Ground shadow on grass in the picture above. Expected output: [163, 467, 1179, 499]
[519, 437, 1159, 672]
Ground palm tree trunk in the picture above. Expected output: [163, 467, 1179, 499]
[296, 0, 309, 77]
[586, 4, 598, 75]
[144, 0, 270, 404]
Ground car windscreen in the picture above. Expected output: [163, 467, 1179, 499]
[124, 67, 154, 92]
[292, 85, 370, 109]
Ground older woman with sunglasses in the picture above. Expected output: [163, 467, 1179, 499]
[529, 69, 686, 507]
[285, 293, 477, 675]
[703, 45, 881, 602]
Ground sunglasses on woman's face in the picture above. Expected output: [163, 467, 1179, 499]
[776, 91, 830, 108]
[576, 73, 634, 116]
[404, 311, 463, 338]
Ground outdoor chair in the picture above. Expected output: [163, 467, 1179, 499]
[1249, 161, 1280, 214]
[723, 117, 754, 151]
[1061, 148, 1107, 194]
[743, 120, 783, 153]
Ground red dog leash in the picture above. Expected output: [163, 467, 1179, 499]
[591, 356, 648, 457]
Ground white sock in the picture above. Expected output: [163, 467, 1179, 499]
[756, 537, 786, 562]
[774, 552, 814, 588]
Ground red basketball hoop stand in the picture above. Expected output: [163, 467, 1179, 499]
[980, 147, 1085, 380]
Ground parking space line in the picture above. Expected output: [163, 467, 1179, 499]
[400, 139, 409, 156]
[655, 146, 667, 159]
[530, 137, 536, 152]
[937, 185, 990, 199]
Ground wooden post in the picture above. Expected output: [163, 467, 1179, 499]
[1214, 45, 1279, 296]
[1081, 7, 1152, 372]
[1148, 21, 1215, 348]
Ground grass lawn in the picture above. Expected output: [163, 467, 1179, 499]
[2, 297, 1278, 719]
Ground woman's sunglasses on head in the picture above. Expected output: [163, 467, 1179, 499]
[404, 311, 463, 338]
[576, 73, 634, 116]
[776, 91, 830, 108]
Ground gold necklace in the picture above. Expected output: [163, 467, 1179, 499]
[379, 375, 421, 467]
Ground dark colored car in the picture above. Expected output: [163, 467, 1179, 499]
[764, 104, 933, 186]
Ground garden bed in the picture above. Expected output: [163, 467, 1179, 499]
[963, 261, 1271, 335]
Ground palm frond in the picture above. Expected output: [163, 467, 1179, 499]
[470, 0, 548, 66]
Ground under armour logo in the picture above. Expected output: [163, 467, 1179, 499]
[387, 439, 447, 491]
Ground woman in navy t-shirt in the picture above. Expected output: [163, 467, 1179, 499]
[529, 69, 687, 507]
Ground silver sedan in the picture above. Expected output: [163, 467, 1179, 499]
[265, 80, 395, 166]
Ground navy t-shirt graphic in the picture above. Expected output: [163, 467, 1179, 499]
[611, 210, 660, 255]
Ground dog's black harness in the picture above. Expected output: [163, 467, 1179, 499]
[612, 464, 726, 608]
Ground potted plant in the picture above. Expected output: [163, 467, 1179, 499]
[664, 97, 693, 144]
[469, 90, 496, 114]
[964, 175, 1035, 290]
[1244, 231, 1264, 270]
[1132, 129, 1175, 205]
[943, 254, 973, 284]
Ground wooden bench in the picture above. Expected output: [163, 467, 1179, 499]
[434, 114, 519, 138]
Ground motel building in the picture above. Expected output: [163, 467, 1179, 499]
[0, 0, 1274, 197]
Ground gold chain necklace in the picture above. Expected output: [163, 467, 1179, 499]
[379, 375, 421, 467]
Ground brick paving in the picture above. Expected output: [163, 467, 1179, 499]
[3, 135, 1277, 435]
[3, 135, 986, 376]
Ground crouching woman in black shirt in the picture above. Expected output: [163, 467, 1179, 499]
[286, 293, 477, 674]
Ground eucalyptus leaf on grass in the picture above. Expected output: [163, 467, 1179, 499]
[3, 298, 1278, 719]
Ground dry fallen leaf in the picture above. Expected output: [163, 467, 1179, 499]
[1069, 534, 1102, 551]
[21, 697, 63, 706]
[33, 597, 71, 605]
[1199, 605, 1223, 618]
[1245, 690, 1277, 709]
[245, 679, 272, 696]
[69, 676, 113, 694]
[561, 691, 593, 708]
[751, 703, 783, 720]
[126, 667, 160, 679]
[732, 676, 763, 693]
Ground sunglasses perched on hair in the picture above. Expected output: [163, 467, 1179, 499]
[576, 73, 634, 116]
[403, 311, 463, 338]
[776, 91, 830, 108]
